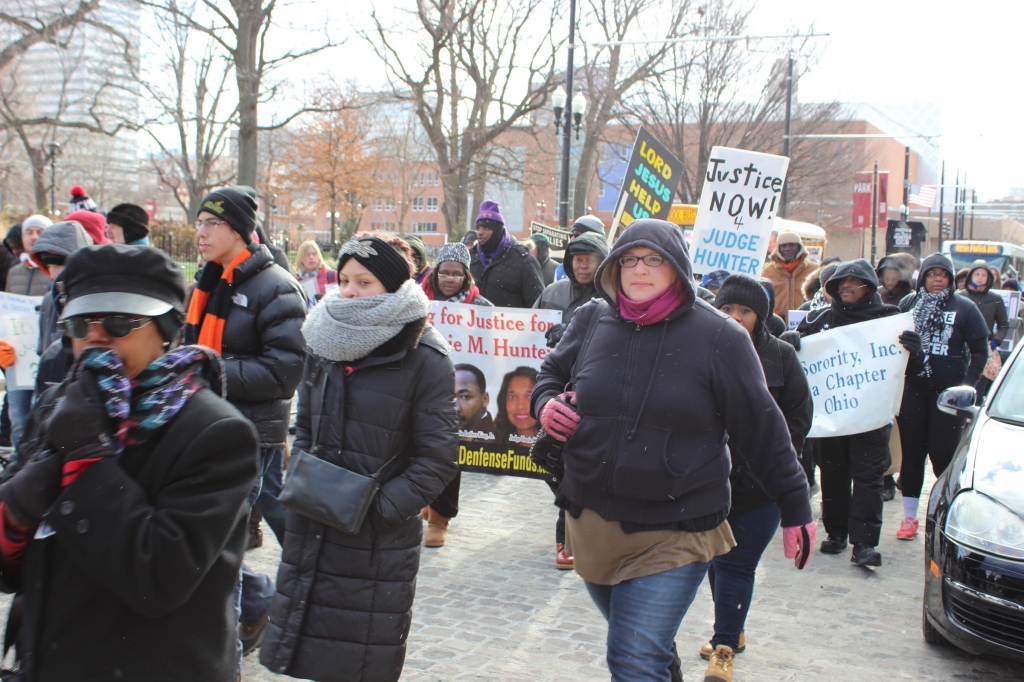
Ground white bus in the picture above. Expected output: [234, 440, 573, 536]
[941, 241, 1024, 280]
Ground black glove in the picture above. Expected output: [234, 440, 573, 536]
[780, 330, 802, 351]
[0, 450, 62, 531]
[544, 323, 566, 349]
[899, 330, 923, 357]
[47, 376, 116, 462]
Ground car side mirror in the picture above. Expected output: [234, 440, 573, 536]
[937, 386, 979, 421]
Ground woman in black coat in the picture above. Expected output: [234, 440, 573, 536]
[260, 234, 459, 682]
[703, 274, 813, 675]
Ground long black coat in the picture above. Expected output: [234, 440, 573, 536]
[7, 388, 259, 682]
[190, 243, 308, 447]
[469, 240, 545, 308]
[260, 320, 459, 682]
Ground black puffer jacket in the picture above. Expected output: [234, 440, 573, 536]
[5, 381, 259, 682]
[470, 239, 545, 308]
[260, 320, 459, 682]
[190, 243, 307, 447]
[531, 219, 812, 530]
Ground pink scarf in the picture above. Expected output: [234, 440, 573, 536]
[616, 281, 689, 325]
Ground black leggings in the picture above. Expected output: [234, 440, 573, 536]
[896, 383, 965, 499]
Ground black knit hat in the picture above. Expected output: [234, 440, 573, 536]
[197, 187, 257, 243]
[60, 244, 186, 320]
[714, 273, 770, 322]
[107, 203, 150, 243]
[337, 236, 412, 293]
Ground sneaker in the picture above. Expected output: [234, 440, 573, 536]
[820, 536, 848, 554]
[555, 543, 574, 570]
[851, 543, 882, 567]
[704, 644, 734, 682]
[896, 518, 919, 540]
[881, 483, 896, 502]
[701, 632, 745, 660]
[239, 614, 269, 656]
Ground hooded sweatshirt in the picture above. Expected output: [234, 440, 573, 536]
[957, 258, 1009, 345]
[30, 220, 94, 354]
[901, 253, 990, 390]
[532, 219, 811, 530]
[876, 253, 917, 306]
[798, 259, 899, 335]
[532, 232, 609, 327]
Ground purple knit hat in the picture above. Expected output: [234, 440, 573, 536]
[475, 200, 505, 226]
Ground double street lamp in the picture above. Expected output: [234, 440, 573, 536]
[551, 0, 586, 229]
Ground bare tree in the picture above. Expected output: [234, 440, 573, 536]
[138, 0, 339, 188]
[133, 4, 238, 219]
[365, 0, 561, 241]
[0, 0, 100, 72]
[570, 0, 694, 218]
[369, 101, 436, 232]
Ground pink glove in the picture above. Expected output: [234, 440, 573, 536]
[539, 392, 581, 442]
[783, 521, 816, 569]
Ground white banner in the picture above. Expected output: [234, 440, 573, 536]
[689, 147, 790, 276]
[0, 292, 43, 390]
[798, 314, 914, 438]
[427, 302, 562, 479]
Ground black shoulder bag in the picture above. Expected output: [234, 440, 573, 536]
[279, 365, 400, 535]
[529, 300, 608, 482]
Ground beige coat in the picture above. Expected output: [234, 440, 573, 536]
[761, 246, 817, 315]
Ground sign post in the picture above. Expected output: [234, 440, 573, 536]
[688, 147, 790, 276]
[609, 127, 683, 241]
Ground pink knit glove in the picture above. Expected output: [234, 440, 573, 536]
[783, 522, 816, 569]
[539, 392, 581, 442]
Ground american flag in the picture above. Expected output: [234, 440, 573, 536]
[909, 184, 938, 209]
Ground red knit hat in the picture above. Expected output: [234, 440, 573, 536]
[66, 209, 110, 245]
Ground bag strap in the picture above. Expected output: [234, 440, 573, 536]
[568, 299, 609, 390]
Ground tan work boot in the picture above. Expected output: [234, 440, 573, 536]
[700, 632, 745, 659]
[704, 644, 734, 682]
[424, 508, 450, 547]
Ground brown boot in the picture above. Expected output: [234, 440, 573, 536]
[704, 644, 734, 682]
[555, 543, 574, 570]
[700, 632, 745, 659]
[247, 507, 263, 550]
[424, 508, 450, 547]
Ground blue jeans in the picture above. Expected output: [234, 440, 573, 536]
[708, 503, 781, 650]
[256, 446, 286, 546]
[585, 561, 710, 682]
[8, 389, 33, 457]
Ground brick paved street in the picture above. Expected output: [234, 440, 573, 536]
[242, 471, 1021, 682]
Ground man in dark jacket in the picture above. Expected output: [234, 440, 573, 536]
[554, 215, 605, 281]
[0, 223, 21, 289]
[469, 200, 545, 308]
[534, 231, 609, 347]
[531, 233, 558, 285]
[0, 244, 259, 681]
[29, 220, 94, 357]
[785, 260, 920, 567]
[186, 185, 307, 655]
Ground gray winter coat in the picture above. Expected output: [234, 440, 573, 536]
[533, 232, 609, 327]
[5, 262, 49, 297]
[260, 320, 459, 682]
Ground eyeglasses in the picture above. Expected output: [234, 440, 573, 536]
[438, 273, 466, 281]
[62, 315, 153, 339]
[619, 254, 665, 268]
[194, 218, 228, 230]
[925, 271, 950, 280]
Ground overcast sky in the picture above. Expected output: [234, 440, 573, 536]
[268, 0, 1017, 202]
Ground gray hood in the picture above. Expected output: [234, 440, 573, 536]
[564, 232, 609, 286]
[30, 220, 94, 261]
[596, 219, 696, 310]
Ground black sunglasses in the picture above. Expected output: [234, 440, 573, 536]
[61, 315, 153, 340]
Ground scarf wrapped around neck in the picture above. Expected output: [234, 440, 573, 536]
[68, 345, 224, 458]
[911, 286, 952, 378]
[476, 230, 512, 268]
[303, 279, 429, 362]
[184, 246, 253, 353]
[616, 281, 688, 325]
[421, 278, 482, 304]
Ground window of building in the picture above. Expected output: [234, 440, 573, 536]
[426, 197, 438, 212]
[412, 222, 437, 233]
[385, 199, 395, 211]
[412, 197, 424, 212]
[372, 199, 383, 211]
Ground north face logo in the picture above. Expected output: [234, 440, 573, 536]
[203, 200, 225, 214]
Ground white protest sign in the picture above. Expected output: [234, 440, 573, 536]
[996, 290, 1021, 352]
[427, 302, 562, 479]
[689, 147, 790, 276]
[798, 314, 914, 438]
[788, 310, 808, 331]
[0, 292, 43, 390]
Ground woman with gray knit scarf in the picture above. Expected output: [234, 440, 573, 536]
[260, 233, 459, 682]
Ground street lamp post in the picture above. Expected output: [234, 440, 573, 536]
[552, 0, 587, 229]
[47, 142, 60, 214]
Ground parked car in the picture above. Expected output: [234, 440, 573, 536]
[923, 342, 1024, 662]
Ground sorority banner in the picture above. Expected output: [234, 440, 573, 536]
[689, 147, 789, 277]
[798, 314, 914, 438]
[0, 293, 43, 390]
[427, 302, 562, 479]
[610, 127, 683, 240]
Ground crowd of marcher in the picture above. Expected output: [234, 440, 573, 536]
[0, 185, 1014, 682]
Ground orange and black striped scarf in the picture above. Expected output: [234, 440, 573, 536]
[184, 247, 252, 353]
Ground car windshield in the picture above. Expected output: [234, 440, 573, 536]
[988, 352, 1024, 426]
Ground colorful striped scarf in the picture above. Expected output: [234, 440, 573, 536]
[184, 246, 252, 353]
